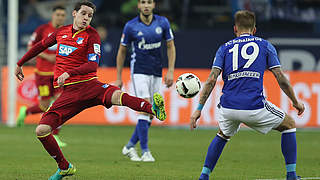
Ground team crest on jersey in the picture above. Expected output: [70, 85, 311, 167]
[137, 31, 143, 36]
[155, 27, 162, 34]
[58, 44, 77, 56]
[76, 37, 84, 44]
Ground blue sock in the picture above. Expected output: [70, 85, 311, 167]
[200, 135, 227, 179]
[281, 131, 297, 178]
[137, 119, 150, 154]
[126, 125, 139, 148]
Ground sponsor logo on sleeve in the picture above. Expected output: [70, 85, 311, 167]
[58, 44, 77, 56]
[94, 43, 101, 55]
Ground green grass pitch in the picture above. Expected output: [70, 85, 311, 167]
[0, 124, 319, 180]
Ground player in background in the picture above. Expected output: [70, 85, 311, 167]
[115, 0, 176, 162]
[16, 5, 67, 147]
[190, 10, 304, 180]
[15, 1, 166, 179]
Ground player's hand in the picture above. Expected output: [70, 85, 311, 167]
[293, 101, 305, 116]
[190, 110, 201, 130]
[15, 65, 24, 81]
[57, 72, 70, 87]
[114, 79, 123, 89]
[164, 71, 174, 88]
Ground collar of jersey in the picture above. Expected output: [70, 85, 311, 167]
[138, 14, 156, 26]
[71, 25, 89, 38]
[240, 34, 251, 37]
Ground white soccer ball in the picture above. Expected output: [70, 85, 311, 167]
[176, 73, 201, 98]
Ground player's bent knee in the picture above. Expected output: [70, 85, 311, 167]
[275, 114, 296, 132]
[111, 90, 122, 105]
[35, 124, 52, 136]
[218, 129, 230, 140]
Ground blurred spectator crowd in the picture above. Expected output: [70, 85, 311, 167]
[11, 0, 320, 33]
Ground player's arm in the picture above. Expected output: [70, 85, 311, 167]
[15, 31, 57, 81]
[164, 40, 176, 88]
[190, 67, 221, 130]
[163, 18, 176, 88]
[270, 67, 304, 115]
[115, 44, 127, 88]
[266, 41, 304, 115]
[28, 27, 56, 63]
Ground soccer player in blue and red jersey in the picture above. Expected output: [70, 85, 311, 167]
[115, 0, 176, 162]
[190, 10, 305, 180]
[17, 5, 67, 147]
[15, 1, 166, 179]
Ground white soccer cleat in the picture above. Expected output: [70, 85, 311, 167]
[122, 146, 141, 161]
[141, 151, 155, 162]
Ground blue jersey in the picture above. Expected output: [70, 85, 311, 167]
[212, 34, 281, 110]
[121, 15, 174, 77]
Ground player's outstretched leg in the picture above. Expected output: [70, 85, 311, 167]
[275, 114, 299, 180]
[37, 113, 74, 179]
[115, 91, 166, 121]
[151, 93, 166, 121]
[199, 131, 229, 180]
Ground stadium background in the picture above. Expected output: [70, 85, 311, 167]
[1, 0, 319, 127]
[0, 1, 320, 179]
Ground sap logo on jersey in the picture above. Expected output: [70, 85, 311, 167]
[59, 44, 78, 56]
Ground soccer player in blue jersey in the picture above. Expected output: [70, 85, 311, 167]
[115, 0, 176, 162]
[190, 10, 305, 180]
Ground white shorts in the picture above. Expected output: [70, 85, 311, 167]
[131, 74, 162, 102]
[217, 100, 285, 137]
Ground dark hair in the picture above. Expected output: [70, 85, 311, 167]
[234, 10, 256, 31]
[52, 5, 66, 12]
[74, 1, 96, 13]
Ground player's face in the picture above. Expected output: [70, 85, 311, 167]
[73, 5, 94, 30]
[138, 0, 155, 16]
[52, 9, 66, 27]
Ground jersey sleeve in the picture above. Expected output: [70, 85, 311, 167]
[212, 46, 224, 70]
[87, 31, 101, 64]
[266, 42, 281, 69]
[17, 31, 57, 66]
[120, 23, 132, 46]
[162, 17, 174, 41]
[28, 26, 43, 47]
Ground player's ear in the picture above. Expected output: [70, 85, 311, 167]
[252, 27, 256, 35]
[72, 10, 77, 17]
[233, 25, 237, 35]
